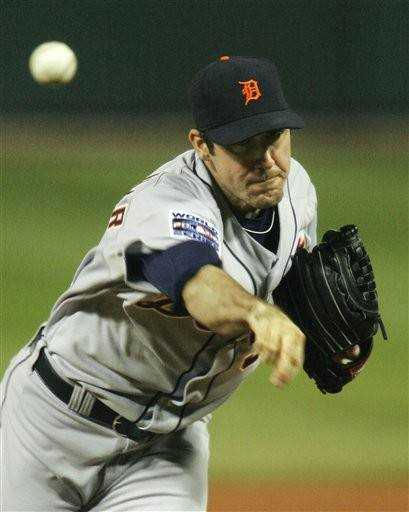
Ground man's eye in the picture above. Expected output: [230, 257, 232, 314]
[271, 130, 284, 142]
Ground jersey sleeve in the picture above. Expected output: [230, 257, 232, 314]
[128, 240, 221, 311]
[103, 173, 223, 298]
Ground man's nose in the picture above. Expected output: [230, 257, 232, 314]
[256, 150, 276, 172]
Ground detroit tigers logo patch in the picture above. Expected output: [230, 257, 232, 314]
[169, 211, 220, 254]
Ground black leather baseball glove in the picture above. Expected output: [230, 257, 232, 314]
[273, 225, 387, 394]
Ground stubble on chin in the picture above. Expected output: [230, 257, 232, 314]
[255, 194, 282, 209]
[249, 181, 286, 208]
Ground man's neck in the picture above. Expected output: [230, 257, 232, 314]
[240, 209, 263, 219]
[219, 186, 260, 216]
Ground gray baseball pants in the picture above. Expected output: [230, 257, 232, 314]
[0, 340, 209, 511]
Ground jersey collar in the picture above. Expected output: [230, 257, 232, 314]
[193, 151, 214, 189]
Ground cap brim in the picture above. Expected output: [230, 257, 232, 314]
[204, 109, 304, 145]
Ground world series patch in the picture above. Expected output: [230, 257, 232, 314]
[169, 211, 220, 254]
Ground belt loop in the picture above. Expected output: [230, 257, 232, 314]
[68, 385, 96, 416]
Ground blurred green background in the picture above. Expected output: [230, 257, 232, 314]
[2, 0, 408, 489]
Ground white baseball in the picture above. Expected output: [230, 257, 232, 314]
[29, 41, 77, 84]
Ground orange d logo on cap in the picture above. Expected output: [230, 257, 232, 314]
[238, 79, 262, 105]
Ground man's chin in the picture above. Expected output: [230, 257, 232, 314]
[252, 190, 284, 209]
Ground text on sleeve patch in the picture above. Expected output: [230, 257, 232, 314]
[169, 211, 220, 254]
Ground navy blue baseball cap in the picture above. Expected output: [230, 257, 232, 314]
[190, 56, 304, 145]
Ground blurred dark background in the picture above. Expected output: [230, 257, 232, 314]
[2, 0, 408, 115]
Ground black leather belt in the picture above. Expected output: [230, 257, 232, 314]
[33, 347, 155, 444]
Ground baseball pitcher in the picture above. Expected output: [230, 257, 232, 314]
[1, 56, 385, 511]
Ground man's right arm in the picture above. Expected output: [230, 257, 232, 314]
[182, 264, 306, 389]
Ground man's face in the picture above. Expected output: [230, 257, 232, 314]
[190, 129, 291, 214]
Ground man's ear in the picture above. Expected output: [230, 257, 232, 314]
[188, 129, 211, 161]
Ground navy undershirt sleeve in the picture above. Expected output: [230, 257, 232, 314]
[125, 240, 222, 312]
[125, 209, 278, 314]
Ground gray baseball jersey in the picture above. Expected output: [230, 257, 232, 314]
[41, 149, 317, 434]
[1, 148, 317, 511]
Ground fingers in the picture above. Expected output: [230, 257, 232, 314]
[253, 329, 305, 389]
[269, 340, 304, 389]
[251, 315, 280, 363]
[254, 344, 279, 366]
[247, 303, 305, 389]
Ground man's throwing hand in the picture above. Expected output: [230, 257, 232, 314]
[247, 303, 306, 389]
